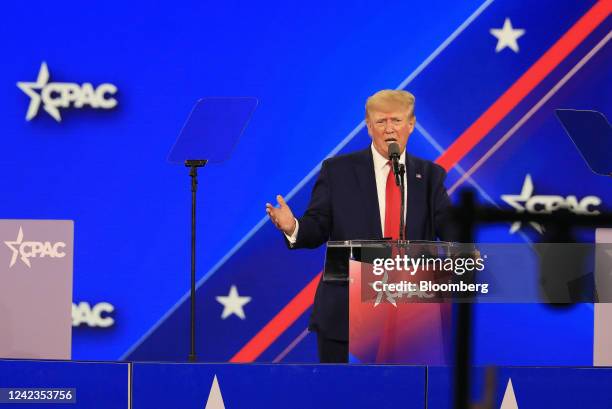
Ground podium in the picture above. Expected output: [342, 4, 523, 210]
[326, 238, 612, 365]
[324, 240, 455, 365]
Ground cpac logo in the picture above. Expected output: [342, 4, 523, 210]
[501, 174, 601, 234]
[3, 227, 66, 268]
[17, 62, 118, 122]
[72, 302, 115, 328]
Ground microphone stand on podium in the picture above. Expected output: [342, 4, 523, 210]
[388, 142, 406, 240]
[398, 163, 406, 240]
[168, 97, 258, 362]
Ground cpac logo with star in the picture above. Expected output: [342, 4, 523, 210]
[4, 227, 67, 268]
[17, 62, 118, 122]
[501, 174, 601, 234]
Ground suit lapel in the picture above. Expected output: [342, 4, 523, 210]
[405, 154, 425, 240]
[353, 148, 382, 238]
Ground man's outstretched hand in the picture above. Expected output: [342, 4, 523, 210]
[266, 195, 297, 236]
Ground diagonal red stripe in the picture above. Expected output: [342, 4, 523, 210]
[436, 0, 612, 171]
[230, 272, 321, 362]
[232, 0, 611, 363]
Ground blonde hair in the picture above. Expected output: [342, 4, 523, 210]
[366, 89, 415, 118]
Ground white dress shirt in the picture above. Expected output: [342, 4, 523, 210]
[286, 143, 407, 244]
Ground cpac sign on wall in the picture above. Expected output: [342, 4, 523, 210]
[0, 220, 74, 359]
[16, 62, 118, 122]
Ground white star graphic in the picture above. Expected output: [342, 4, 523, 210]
[16, 62, 62, 122]
[4, 227, 29, 268]
[490, 18, 526, 53]
[216, 285, 251, 320]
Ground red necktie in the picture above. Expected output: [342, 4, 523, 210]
[384, 161, 401, 239]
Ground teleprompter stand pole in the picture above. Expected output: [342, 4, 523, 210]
[186, 159, 207, 362]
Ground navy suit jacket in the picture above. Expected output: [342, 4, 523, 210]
[291, 147, 453, 341]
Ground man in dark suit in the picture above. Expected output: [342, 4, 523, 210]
[266, 90, 453, 362]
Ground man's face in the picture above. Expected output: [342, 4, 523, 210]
[366, 108, 415, 158]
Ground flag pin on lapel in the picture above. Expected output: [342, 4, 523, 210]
[416, 173, 422, 179]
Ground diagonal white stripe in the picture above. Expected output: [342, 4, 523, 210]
[272, 328, 311, 363]
[119, 0, 496, 360]
[416, 122, 498, 206]
[395, 0, 495, 91]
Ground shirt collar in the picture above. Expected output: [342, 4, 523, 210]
[370, 143, 406, 170]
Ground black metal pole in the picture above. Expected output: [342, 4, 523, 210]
[454, 190, 476, 409]
[189, 165, 197, 362]
[185, 159, 207, 362]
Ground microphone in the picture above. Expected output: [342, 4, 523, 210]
[388, 142, 401, 186]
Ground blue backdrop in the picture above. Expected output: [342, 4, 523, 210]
[1, 0, 610, 363]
